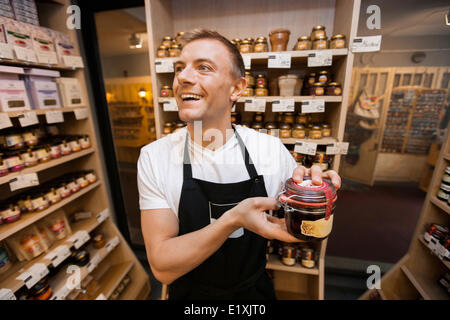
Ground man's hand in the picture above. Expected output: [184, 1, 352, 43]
[292, 164, 341, 190]
[226, 197, 300, 243]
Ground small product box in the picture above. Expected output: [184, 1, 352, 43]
[0, 0, 15, 19]
[52, 30, 76, 64]
[55, 77, 84, 107]
[0, 65, 31, 112]
[3, 18, 37, 62]
[32, 27, 57, 64]
[23, 67, 61, 109]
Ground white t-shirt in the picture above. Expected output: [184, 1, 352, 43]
[137, 125, 297, 217]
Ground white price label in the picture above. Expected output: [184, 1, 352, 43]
[74, 108, 89, 120]
[14, 46, 37, 63]
[9, 173, 39, 192]
[162, 98, 178, 111]
[96, 293, 107, 300]
[294, 141, 317, 155]
[352, 35, 382, 53]
[51, 284, 71, 300]
[155, 59, 174, 73]
[18, 112, 39, 127]
[272, 99, 295, 112]
[86, 261, 96, 273]
[0, 113, 13, 130]
[44, 245, 71, 268]
[45, 110, 64, 124]
[242, 55, 251, 70]
[96, 208, 110, 224]
[0, 43, 14, 60]
[337, 142, 349, 155]
[16, 263, 49, 289]
[307, 51, 332, 67]
[268, 53, 291, 68]
[301, 100, 325, 113]
[244, 98, 266, 112]
[68, 230, 90, 249]
[326, 143, 339, 155]
[89, 253, 102, 269]
[106, 236, 120, 253]
[37, 51, 58, 65]
[0, 289, 16, 300]
[62, 55, 84, 68]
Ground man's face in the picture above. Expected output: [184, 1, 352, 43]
[173, 39, 237, 124]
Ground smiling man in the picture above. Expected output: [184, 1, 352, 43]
[138, 29, 341, 300]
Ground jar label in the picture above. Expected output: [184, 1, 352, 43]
[31, 197, 47, 210]
[281, 257, 296, 266]
[335, 39, 345, 48]
[300, 214, 333, 238]
[301, 259, 315, 268]
[319, 75, 327, 82]
[5, 156, 20, 168]
[6, 135, 22, 147]
[161, 90, 168, 97]
[297, 43, 306, 50]
[334, 88, 342, 95]
[315, 87, 324, 95]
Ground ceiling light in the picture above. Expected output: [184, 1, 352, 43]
[129, 33, 143, 49]
[138, 88, 146, 98]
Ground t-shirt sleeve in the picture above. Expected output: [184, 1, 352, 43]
[137, 148, 170, 210]
[280, 141, 299, 186]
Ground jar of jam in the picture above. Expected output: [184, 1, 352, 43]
[251, 122, 263, 131]
[306, 73, 317, 87]
[5, 130, 25, 150]
[281, 244, 297, 266]
[68, 137, 81, 153]
[60, 139, 72, 156]
[256, 74, 267, 87]
[311, 25, 326, 41]
[20, 234, 44, 258]
[278, 177, 337, 240]
[4, 150, 24, 172]
[317, 70, 329, 84]
[311, 151, 331, 171]
[321, 124, 331, 137]
[239, 40, 253, 53]
[292, 124, 306, 139]
[313, 35, 328, 50]
[163, 122, 175, 135]
[437, 183, 450, 202]
[0, 203, 21, 224]
[21, 148, 37, 167]
[70, 249, 90, 266]
[84, 170, 97, 184]
[255, 85, 268, 96]
[244, 72, 255, 87]
[0, 154, 8, 177]
[48, 217, 66, 240]
[279, 123, 292, 138]
[254, 37, 268, 52]
[17, 195, 33, 213]
[312, 82, 325, 96]
[31, 192, 50, 212]
[161, 36, 173, 48]
[326, 82, 342, 96]
[296, 114, 308, 125]
[30, 278, 52, 300]
[56, 181, 72, 199]
[48, 139, 62, 159]
[309, 125, 322, 139]
[265, 123, 278, 137]
[0, 245, 11, 274]
[75, 172, 89, 188]
[92, 233, 106, 249]
[160, 86, 173, 97]
[157, 45, 169, 58]
[231, 112, 241, 124]
[169, 44, 181, 57]
[45, 125, 58, 137]
[79, 135, 91, 149]
[330, 34, 346, 49]
[174, 121, 186, 132]
[283, 112, 295, 125]
[33, 145, 51, 163]
[253, 112, 264, 123]
[232, 38, 241, 50]
[242, 86, 254, 97]
[301, 247, 315, 268]
[45, 187, 61, 205]
[66, 177, 81, 193]
[175, 32, 185, 45]
[295, 36, 312, 51]
[22, 130, 38, 147]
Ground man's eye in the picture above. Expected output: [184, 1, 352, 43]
[174, 66, 184, 73]
[199, 64, 211, 71]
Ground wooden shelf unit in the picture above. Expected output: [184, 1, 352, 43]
[145, 0, 360, 300]
[0, 0, 150, 300]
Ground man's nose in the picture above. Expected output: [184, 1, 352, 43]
[176, 65, 195, 85]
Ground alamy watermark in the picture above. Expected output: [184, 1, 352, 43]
[366, 265, 381, 290]
[66, 5, 81, 30]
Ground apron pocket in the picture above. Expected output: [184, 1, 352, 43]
[209, 201, 244, 238]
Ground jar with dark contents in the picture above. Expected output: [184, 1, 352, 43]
[161, 36, 173, 48]
[292, 124, 306, 139]
[256, 74, 267, 88]
[4, 150, 24, 172]
[317, 70, 330, 84]
[279, 123, 292, 138]
[92, 233, 106, 249]
[251, 122, 263, 131]
[301, 247, 315, 268]
[0, 153, 8, 177]
[311, 82, 326, 96]
[281, 244, 297, 266]
[157, 45, 169, 58]
[242, 86, 254, 97]
[160, 86, 173, 97]
[321, 124, 331, 137]
[306, 73, 317, 87]
[278, 177, 337, 241]
[30, 278, 52, 300]
[255, 85, 268, 96]
[22, 148, 38, 167]
[326, 82, 342, 96]
[22, 130, 38, 147]
[309, 125, 322, 139]
[0, 202, 21, 224]
[283, 112, 295, 125]
[169, 44, 181, 57]
[5, 130, 24, 150]
[264, 123, 278, 137]
[232, 38, 241, 50]
[253, 112, 264, 123]
[231, 112, 241, 124]
[70, 249, 90, 266]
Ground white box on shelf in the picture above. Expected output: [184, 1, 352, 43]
[55, 77, 84, 107]
[3, 18, 37, 62]
[23, 68, 62, 109]
[52, 30, 77, 65]
[32, 27, 57, 64]
[0, 66, 30, 112]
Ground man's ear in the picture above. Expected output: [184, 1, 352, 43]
[230, 77, 247, 103]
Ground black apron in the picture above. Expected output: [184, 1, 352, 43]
[169, 127, 275, 300]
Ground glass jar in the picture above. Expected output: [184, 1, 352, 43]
[56, 181, 72, 199]
[160, 86, 173, 97]
[22, 130, 38, 147]
[255, 85, 268, 96]
[0, 154, 8, 177]
[92, 233, 106, 249]
[253, 112, 264, 123]
[295, 36, 312, 51]
[20, 234, 44, 258]
[443, 167, 450, 186]
[169, 44, 181, 57]
[60, 139, 72, 156]
[232, 38, 241, 50]
[292, 123, 306, 139]
[17, 195, 33, 213]
[157, 45, 169, 58]
[70, 249, 90, 267]
[231, 112, 241, 124]
[265, 123, 278, 137]
[239, 40, 253, 53]
[76, 172, 89, 188]
[5, 131, 24, 149]
[311, 25, 326, 41]
[174, 121, 186, 132]
[321, 124, 331, 137]
[281, 244, 296, 266]
[296, 114, 308, 125]
[66, 177, 81, 193]
[0, 203, 21, 224]
[30, 278, 52, 300]
[256, 74, 267, 87]
[163, 122, 175, 135]
[68, 137, 81, 153]
[305, 73, 317, 88]
[79, 135, 91, 150]
[4, 150, 24, 172]
[309, 125, 322, 139]
[311, 151, 331, 171]
[22, 148, 38, 167]
[317, 70, 330, 84]
[283, 112, 295, 124]
[254, 37, 268, 52]
[278, 177, 337, 240]
[313, 36, 328, 50]
[45, 187, 61, 205]
[240, 121, 250, 128]
[242, 86, 254, 97]
[326, 82, 342, 96]
[33, 145, 51, 163]
[312, 82, 325, 96]
[161, 36, 173, 48]
[330, 34, 346, 49]
[48, 217, 66, 240]
[244, 72, 255, 87]
[437, 183, 450, 202]
[49, 139, 62, 159]
[279, 123, 292, 138]
[84, 170, 97, 184]
[301, 247, 315, 268]
[251, 122, 263, 131]
[30, 192, 49, 212]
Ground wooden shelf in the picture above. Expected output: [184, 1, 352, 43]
[275, 290, 313, 300]
[280, 137, 337, 145]
[4, 107, 87, 118]
[158, 96, 342, 104]
[265, 254, 319, 275]
[0, 148, 95, 186]
[444, 153, 450, 161]
[95, 261, 134, 299]
[400, 265, 448, 300]
[417, 236, 450, 269]
[0, 56, 80, 72]
[0, 180, 101, 241]
[430, 196, 450, 215]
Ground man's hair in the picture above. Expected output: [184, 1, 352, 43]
[180, 28, 245, 79]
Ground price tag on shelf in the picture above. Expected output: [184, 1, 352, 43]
[44, 245, 71, 268]
[326, 143, 339, 155]
[268, 53, 291, 68]
[86, 262, 96, 273]
[37, 51, 58, 65]
[294, 141, 317, 156]
[9, 173, 39, 192]
[242, 54, 251, 70]
[96, 293, 107, 300]
[162, 98, 178, 111]
[16, 263, 49, 289]
[0, 289, 16, 300]
[13, 46, 37, 63]
[106, 236, 120, 253]
[155, 59, 174, 73]
[96, 208, 110, 224]
[18, 112, 38, 127]
[244, 98, 266, 112]
[74, 108, 89, 120]
[51, 284, 71, 300]
[0, 43, 14, 60]
[307, 51, 332, 67]
[45, 110, 64, 124]
[351, 35, 382, 53]
[68, 230, 90, 249]
[337, 142, 349, 155]
[62, 55, 84, 68]
[0, 113, 13, 130]
[89, 253, 102, 270]
[272, 99, 295, 112]
[301, 100, 325, 113]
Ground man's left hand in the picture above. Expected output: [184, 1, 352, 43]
[291, 164, 341, 190]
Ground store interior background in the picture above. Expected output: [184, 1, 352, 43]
[92, 0, 450, 299]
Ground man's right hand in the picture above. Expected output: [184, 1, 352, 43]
[226, 197, 301, 243]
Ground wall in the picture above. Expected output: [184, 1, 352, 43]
[100, 52, 151, 78]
